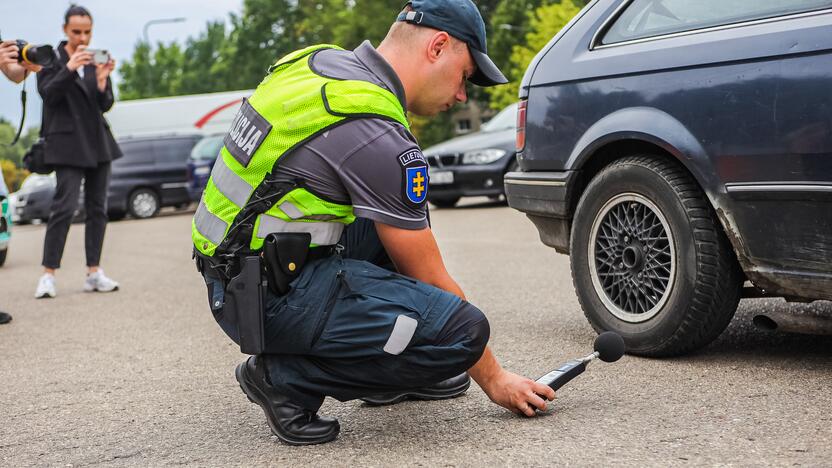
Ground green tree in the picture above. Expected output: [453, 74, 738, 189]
[180, 22, 232, 95]
[487, 0, 582, 110]
[219, 0, 304, 91]
[489, 0, 546, 72]
[0, 121, 38, 168]
[0, 120, 38, 191]
[119, 41, 186, 99]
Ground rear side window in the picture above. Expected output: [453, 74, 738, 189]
[153, 138, 197, 164]
[602, 0, 832, 45]
[117, 141, 154, 166]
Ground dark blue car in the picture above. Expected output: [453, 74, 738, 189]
[186, 135, 224, 202]
[506, 0, 832, 356]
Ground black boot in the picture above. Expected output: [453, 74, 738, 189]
[361, 372, 471, 406]
[0, 312, 11, 324]
[235, 356, 339, 445]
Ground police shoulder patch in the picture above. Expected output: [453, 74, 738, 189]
[223, 98, 273, 167]
[399, 149, 428, 207]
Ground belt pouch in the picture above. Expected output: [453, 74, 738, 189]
[263, 232, 312, 295]
[226, 256, 265, 355]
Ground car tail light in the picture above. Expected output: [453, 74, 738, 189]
[516, 100, 527, 153]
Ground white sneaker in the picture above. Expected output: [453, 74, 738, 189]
[35, 274, 57, 299]
[84, 269, 119, 293]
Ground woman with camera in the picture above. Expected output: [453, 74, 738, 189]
[35, 4, 122, 299]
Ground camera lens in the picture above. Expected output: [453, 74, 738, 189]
[16, 40, 56, 67]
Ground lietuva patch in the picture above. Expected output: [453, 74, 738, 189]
[223, 98, 273, 167]
[399, 149, 428, 206]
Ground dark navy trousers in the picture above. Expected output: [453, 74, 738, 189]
[205, 219, 490, 410]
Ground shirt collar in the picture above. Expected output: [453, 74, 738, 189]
[353, 40, 407, 112]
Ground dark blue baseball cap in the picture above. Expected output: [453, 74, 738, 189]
[397, 0, 508, 87]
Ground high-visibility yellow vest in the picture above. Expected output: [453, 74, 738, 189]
[192, 44, 410, 257]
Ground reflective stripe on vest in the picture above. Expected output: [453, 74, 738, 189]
[257, 214, 345, 246]
[211, 155, 253, 208]
[194, 203, 227, 245]
[278, 202, 304, 219]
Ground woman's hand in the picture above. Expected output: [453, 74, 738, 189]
[66, 44, 92, 72]
[96, 58, 115, 92]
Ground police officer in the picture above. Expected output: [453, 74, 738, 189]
[194, 0, 556, 445]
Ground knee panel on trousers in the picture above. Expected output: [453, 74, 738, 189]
[436, 302, 490, 358]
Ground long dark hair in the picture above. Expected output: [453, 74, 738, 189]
[64, 4, 92, 25]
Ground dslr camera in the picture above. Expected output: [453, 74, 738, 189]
[0, 34, 56, 67]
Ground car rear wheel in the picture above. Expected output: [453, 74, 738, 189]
[570, 155, 742, 357]
[0, 249, 6, 267]
[128, 188, 160, 219]
[430, 197, 460, 209]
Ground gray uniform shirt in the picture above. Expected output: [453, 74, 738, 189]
[277, 41, 429, 230]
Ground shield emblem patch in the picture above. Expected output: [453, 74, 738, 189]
[406, 166, 428, 204]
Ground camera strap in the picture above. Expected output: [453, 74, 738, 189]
[8, 73, 27, 146]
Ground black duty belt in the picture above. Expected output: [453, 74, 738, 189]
[195, 244, 337, 281]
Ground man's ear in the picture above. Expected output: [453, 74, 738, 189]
[426, 31, 452, 63]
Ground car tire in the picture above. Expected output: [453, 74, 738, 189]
[127, 188, 160, 219]
[430, 197, 460, 209]
[0, 249, 6, 267]
[570, 155, 742, 357]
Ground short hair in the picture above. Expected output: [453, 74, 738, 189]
[64, 4, 92, 25]
[384, 6, 468, 52]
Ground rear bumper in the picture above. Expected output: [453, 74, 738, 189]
[504, 171, 577, 254]
[427, 164, 506, 200]
[504, 171, 574, 217]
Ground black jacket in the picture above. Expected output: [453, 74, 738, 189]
[37, 41, 122, 168]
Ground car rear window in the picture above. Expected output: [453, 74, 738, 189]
[190, 136, 224, 161]
[602, 0, 832, 45]
[154, 138, 198, 164]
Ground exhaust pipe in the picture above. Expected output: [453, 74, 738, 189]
[752, 311, 832, 336]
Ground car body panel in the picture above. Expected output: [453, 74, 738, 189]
[508, 0, 832, 300]
[0, 176, 11, 254]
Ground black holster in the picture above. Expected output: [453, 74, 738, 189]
[262, 232, 312, 296]
[195, 232, 312, 355]
[225, 255, 266, 355]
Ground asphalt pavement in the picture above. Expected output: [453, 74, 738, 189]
[1, 200, 830, 467]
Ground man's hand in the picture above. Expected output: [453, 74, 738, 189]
[66, 45, 92, 72]
[0, 40, 39, 83]
[96, 58, 115, 92]
[21, 62, 42, 73]
[480, 368, 556, 417]
[0, 40, 18, 67]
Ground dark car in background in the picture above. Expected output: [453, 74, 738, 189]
[186, 135, 224, 202]
[109, 134, 202, 219]
[425, 104, 518, 208]
[12, 134, 201, 223]
[505, 0, 832, 356]
[10, 174, 56, 224]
